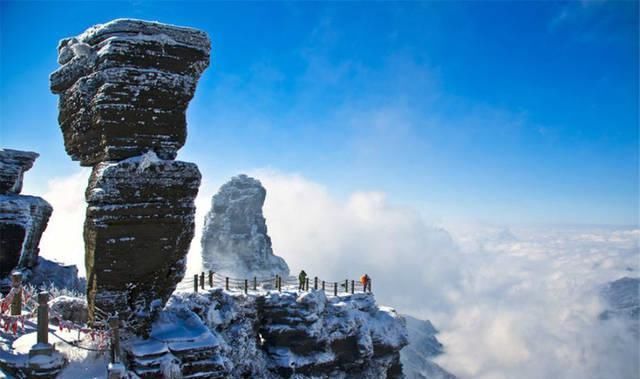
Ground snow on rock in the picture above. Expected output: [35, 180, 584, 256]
[133, 289, 408, 378]
[49, 18, 211, 166]
[0, 149, 52, 279]
[201, 174, 290, 279]
[49, 19, 210, 335]
[127, 300, 228, 378]
[0, 195, 52, 278]
[26, 257, 84, 292]
[0, 149, 39, 195]
[49, 296, 88, 326]
[84, 156, 201, 334]
[400, 315, 457, 379]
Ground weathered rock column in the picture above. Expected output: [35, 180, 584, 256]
[201, 174, 290, 279]
[49, 19, 210, 334]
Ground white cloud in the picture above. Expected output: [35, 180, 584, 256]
[250, 171, 640, 379]
[32, 169, 639, 379]
[434, 225, 640, 379]
[37, 169, 90, 275]
[251, 169, 463, 315]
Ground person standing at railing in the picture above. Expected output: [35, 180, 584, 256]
[298, 270, 307, 291]
[361, 274, 371, 292]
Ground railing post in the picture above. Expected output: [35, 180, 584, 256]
[200, 272, 205, 290]
[369, 278, 372, 293]
[334, 282, 337, 296]
[37, 292, 49, 345]
[306, 278, 309, 291]
[209, 271, 213, 287]
[225, 277, 229, 291]
[275, 275, 279, 288]
[314, 277, 318, 290]
[244, 279, 248, 294]
[254, 277, 257, 291]
[10, 271, 22, 316]
[344, 279, 348, 293]
[193, 274, 198, 293]
[28, 291, 61, 374]
[322, 280, 325, 291]
[108, 316, 121, 364]
[351, 280, 355, 294]
[278, 276, 282, 292]
[107, 363, 126, 379]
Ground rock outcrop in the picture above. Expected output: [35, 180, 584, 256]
[49, 19, 210, 334]
[401, 315, 457, 379]
[0, 149, 52, 278]
[124, 289, 407, 378]
[201, 174, 290, 279]
[0, 149, 39, 194]
[49, 19, 210, 166]
[27, 257, 84, 292]
[84, 152, 201, 329]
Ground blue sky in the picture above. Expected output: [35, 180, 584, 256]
[1, 1, 638, 225]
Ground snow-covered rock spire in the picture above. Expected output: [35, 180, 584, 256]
[201, 174, 290, 279]
[49, 19, 210, 334]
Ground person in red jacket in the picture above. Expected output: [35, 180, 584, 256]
[360, 274, 371, 292]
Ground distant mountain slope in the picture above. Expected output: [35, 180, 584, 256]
[600, 276, 640, 339]
[401, 315, 457, 379]
[600, 277, 639, 321]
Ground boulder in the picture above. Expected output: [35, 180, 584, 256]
[201, 174, 290, 279]
[49, 18, 211, 166]
[49, 296, 89, 326]
[84, 152, 200, 331]
[0, 149, 39, 194]
[0, 195, 52, 278]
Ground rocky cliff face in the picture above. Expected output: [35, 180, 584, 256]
[0, 149, 52, 278]
[201, 174, 290, 278]
[401, 315, 457, 379]
[49, 19, 210, 334]
[125, 289, 407, 378]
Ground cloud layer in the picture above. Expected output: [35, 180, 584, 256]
[30, 169, 639, 379]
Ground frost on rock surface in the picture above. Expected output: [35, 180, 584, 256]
[49, 19, 210, 335]
[0, 149, 52, 278]
[124, 289, 408, 378]
[85, 156, 201, 331]
[400, 315, 457, 379]
[49, 18, 211, 166]
[201, 174, 290, 278]
[0, 149, 39, 194]
[26, 257, 84, 292]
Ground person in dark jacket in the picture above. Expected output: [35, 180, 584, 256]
[298, 270, 307, 291]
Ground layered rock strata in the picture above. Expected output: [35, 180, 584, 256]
[49, 19, 210, 166]
[84, 153, 201, 329]
[0, 149, 39, 194]
[201, 175, 290, 278]
[0, 149, 52, 278]
[50, 19, 210, 333]
[125, 289, 407, 378]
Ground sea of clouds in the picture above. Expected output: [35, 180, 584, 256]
[29, 169, 639, 379]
